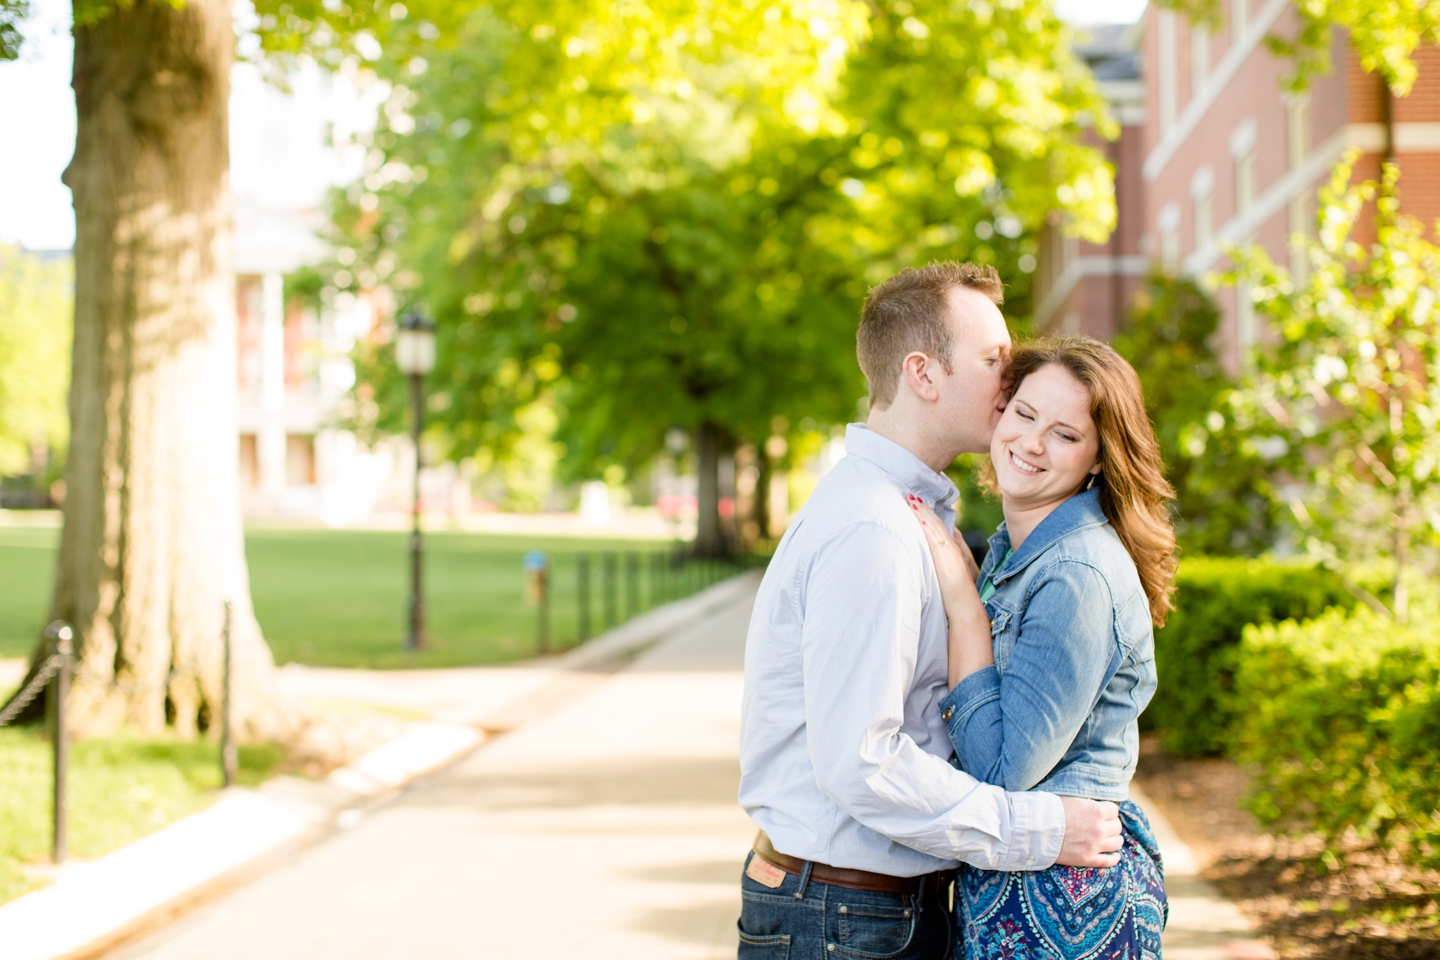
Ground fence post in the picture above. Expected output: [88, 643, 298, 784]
[221, 602, 237, 789]
[626, 552, 640, 618]
[524, 551, 551, 656]
[577, 553, 592, 643]
[602, 553, 618, 629]
[538, 566, 550, 654]
[45, 621, 72, 865]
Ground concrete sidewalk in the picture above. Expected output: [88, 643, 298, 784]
[114, 584, 757, 960]
[111, 576, 1271, 960]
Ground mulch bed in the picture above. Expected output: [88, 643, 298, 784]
[1133, 735, 1440, 959]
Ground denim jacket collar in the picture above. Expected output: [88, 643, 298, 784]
[844, 423, 959, 511]
[987, 486, 1108, 586]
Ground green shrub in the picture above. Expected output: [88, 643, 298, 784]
[1235, 607, 1440, 869]
[1146, 557, 1356, 756]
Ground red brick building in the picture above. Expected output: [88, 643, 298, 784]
[1033, 24, 1147, 341]
[1039, 2, 1440, 371]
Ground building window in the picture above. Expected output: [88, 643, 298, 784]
[239, 434, 259, 491]
[1289, 194, 1310, 281]
[1231, 0, 1249, 43]
[1286, 96, 1311, 281]
[1234, 150, 1255, 216]
[1286, 95, 1309, 170]
[1158, 10, 1177, 136]
[1192, 166, 1215, 251]
[1191, 25, 1209, 97]
[1159, 201, 1182, 267]
[286, 434, 316, 486]
[1230, 118, 1257, 218]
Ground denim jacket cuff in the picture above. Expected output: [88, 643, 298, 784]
[941, 665, 1001, 739]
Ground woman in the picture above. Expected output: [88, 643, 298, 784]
[907, 336, 1176, 959]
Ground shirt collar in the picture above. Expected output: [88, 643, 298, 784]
[843, 423, 959, 509]
[989, 485, 1108, 584]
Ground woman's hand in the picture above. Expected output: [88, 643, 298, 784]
[906, 495, 979, 601]
[906, 495, 994, 686]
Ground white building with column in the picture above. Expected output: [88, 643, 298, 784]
[230, 57, 397, 525]
[233, 198, 394, 524]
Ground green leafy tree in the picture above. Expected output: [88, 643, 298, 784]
[0, 246, 71, 485]
[1113, 271, 1277, 555]
[1216, 152, 1440, 622]
[0, 0, 880, 727]
[337, 0, 1116, 552]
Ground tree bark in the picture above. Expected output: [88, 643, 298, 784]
[694, 421, 724, 557]
[7, 0, 298, 739]
[753, 446, 771, 545]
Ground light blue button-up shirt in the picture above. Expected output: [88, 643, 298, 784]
[738, 424, 1065, 876]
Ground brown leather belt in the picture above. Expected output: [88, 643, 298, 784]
[753, 831, 949, 895]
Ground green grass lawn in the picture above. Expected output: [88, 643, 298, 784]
[1, 526, 712, 667]
[0, 727, 283, 904]
[0, 526, 57, 659]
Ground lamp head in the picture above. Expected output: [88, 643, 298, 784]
[396, 310, 437, 376]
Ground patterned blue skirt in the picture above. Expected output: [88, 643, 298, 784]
[959, 800, 1167, 959]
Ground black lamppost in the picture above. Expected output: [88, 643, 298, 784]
[396, 310, 436, 650]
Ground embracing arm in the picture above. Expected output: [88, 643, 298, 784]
[798, 521, 1065, 871]
[906, 494, 993, 686]
[943, 568, 1119, 792]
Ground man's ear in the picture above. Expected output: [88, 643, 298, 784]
[900, 351, 940, 403]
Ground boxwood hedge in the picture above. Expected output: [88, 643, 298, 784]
[1234, 607, 1440, 869]
[1146, 558, 1357, 756]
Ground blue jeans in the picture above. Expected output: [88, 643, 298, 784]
[737, 851, 953, 959]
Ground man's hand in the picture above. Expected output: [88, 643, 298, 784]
[1055, 797, 1123, 868]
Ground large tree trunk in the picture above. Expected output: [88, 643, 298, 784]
[694, 421, 724, 557]
[15, 0, 297, 739]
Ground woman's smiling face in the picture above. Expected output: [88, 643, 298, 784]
[990, 362, 1101, 507]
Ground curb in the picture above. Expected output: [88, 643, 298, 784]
[556, 571, 761, 672]
[0, 571, 761, 960]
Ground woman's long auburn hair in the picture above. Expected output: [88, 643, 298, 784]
[981, 336, 1179, 627]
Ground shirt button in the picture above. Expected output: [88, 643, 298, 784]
[941, 707, 954, 723]
[1026, 858, 1035, 866]
[827, 944, 836, 952]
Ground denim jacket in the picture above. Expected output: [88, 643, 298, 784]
[937, 487, 1156, 801]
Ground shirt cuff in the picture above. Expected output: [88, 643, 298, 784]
[999, 789, 1066, 871]
[941, 664, 1001, 737]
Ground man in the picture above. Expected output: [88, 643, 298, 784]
[737, 262, 1123, 959]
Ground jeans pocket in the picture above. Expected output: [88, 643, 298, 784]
[831, 898, 918, 959]
[737, 924, 791, 959]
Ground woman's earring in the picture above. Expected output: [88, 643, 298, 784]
[1084, 473, 1097, 492]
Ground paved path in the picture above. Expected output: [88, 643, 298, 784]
[113, 588, 756, 960]
[111, 578, 1269, 960]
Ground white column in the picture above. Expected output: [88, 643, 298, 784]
[258, 271, 287, 496]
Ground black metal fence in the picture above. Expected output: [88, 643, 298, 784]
[0, 609, 243, 867]
[527, 544, 757, 656]
[0, 621, 72, 864]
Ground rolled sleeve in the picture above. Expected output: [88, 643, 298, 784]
[800, 522, 1065, 870]
[940, 666, 1003, 781]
